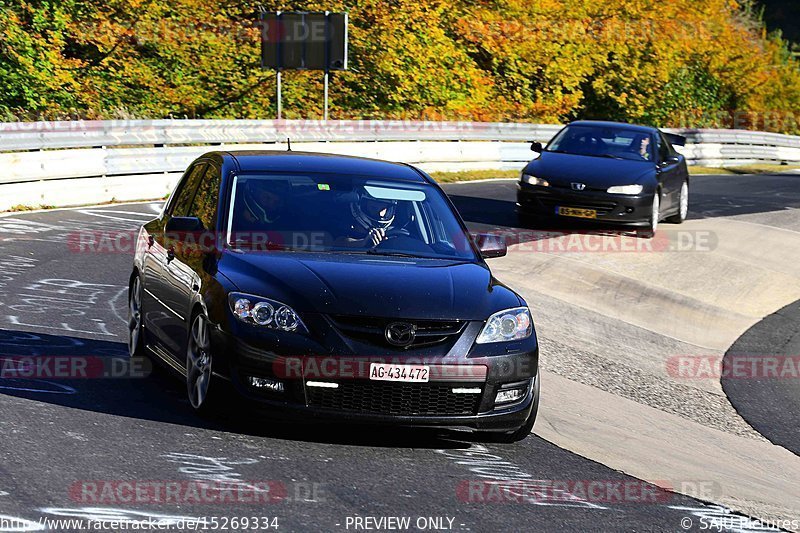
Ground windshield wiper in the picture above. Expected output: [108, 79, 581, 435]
[364, 249, 423, 258]
[548, 150, 626, 160]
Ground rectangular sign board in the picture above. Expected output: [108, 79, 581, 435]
[260, 11, 348, 71]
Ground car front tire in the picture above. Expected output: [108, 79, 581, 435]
[186, 312, 220, 415]
[128, 275, 145, 359]
[642, 191, 660, 238]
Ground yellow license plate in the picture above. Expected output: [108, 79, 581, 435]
[556, 206, 597, 219]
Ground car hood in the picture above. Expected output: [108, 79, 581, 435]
[524, 151, 656, 188]
[218, 251, 522, 320]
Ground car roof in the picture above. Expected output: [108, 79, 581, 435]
[567, 120, 657, 134]
[211, 151, 427, 183]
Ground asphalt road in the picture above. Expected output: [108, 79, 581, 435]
[723, 298, 800, 456]
[0, 174, 792, 532]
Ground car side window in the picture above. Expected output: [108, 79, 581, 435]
[171, 163, 207, 217]
[188, 164, 222, 230]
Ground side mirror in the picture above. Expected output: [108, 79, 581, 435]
[164, 217, 215, 259]
[166, 216, 203, 232]
[530, 141, 543, 153]
[472, 233, 507, 259]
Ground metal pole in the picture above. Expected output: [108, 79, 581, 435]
[277, 70, 282, 120]
[323, 71, 329, 121]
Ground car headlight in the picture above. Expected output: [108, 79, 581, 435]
[228, 292, 307, 333]
[607, 184, 644, 195]
[521, 173, 549, 187]
[476, 307, 533, 344]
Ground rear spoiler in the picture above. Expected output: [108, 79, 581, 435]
[664, 132, 687, 147]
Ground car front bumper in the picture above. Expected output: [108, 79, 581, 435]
[210, 326, 539, 433]
[517, 182, 653, 227]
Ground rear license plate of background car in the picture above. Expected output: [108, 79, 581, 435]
[369, 363, 430, 383]
[556, 206, 597, 219]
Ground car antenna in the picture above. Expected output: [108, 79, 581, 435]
[286, 137, 292, 151]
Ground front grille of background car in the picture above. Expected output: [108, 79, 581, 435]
[328, 315, 467, 349]
[306, 381, 482, 416]
[539, 199, 617, 215]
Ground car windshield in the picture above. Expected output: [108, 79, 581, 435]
[547, 125, 655, 162]
[226, 172, 477, 261]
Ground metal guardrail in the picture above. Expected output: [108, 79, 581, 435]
[1, 119, 797, 211]
[0, 120, 562, 152]
[1, 119, 799, 151]
[1, 120, 799, 186]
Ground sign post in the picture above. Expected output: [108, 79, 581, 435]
[276, 71, 282, 120]
[259, 11, 349, 120]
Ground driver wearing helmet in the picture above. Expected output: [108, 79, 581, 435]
[341, 187, 398, 248]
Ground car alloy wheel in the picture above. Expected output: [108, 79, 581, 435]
[187, 313, 214, 410]
[668, 181, 689, 224]
[128, 276, 144, 358]
[680, 182, 689, 220]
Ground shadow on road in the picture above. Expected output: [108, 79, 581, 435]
[0, 328, 472, 450]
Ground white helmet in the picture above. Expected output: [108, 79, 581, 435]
[351, 188, 397, 230]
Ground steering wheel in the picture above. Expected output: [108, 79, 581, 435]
[384, 227, 411, 239]
[373, 227, 433, 254]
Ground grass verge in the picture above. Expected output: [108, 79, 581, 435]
[690, 164, 800, 175]
[428, 170, 520, 183]
[430, 165, 800, 182]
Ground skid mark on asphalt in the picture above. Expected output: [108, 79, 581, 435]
[437, 443, 610, 511]
[435, 442, 780, 532]
[0, 380, 76, 395]
[2, 279, 124, 338]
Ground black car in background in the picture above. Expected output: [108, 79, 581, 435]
[129, 151, 540, 442]
[517, 120, 690, 234]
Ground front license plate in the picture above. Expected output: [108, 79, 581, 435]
[556, 206, 597, 219]
[369, 363, 430, 383]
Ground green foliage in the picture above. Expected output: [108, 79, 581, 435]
[0, 0, 799, 133]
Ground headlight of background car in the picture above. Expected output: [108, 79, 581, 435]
[228, 292, 308, 333]
[607, 184, 643, 195]
[521, 173, 550, 187]
[476, 307, 533, 344]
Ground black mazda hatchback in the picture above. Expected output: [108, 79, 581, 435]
[129, 151, 539, 442]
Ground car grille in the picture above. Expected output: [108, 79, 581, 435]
[328, 315, 466, 349]
[306, 381, 482, 416]
[539, 198, 617, 215]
